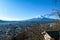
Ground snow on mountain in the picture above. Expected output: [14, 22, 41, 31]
[28, 16, 55, 22]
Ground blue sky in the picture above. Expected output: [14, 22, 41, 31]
[0, 0, 60, 21]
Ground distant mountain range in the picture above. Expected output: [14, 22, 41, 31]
[0, 17, 56, 23]
[28, 17, 55, 22]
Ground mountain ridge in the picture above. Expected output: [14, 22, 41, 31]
[0, 17, 57, 23]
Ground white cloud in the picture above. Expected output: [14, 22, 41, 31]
[0, 17, 23, 21]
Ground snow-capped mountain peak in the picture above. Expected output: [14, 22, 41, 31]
[35, 15, 44, 19]
[28, 16, 55, 22]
